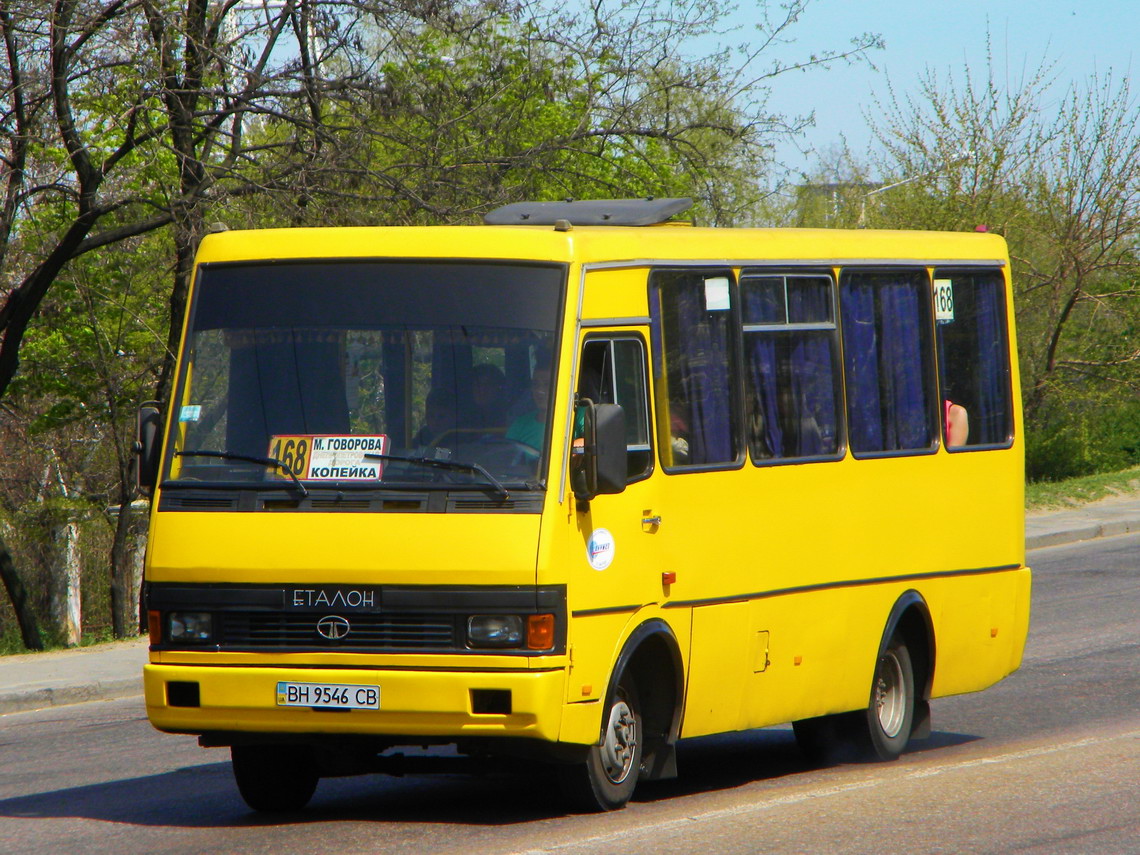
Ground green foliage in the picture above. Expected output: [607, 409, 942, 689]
[1026, 398, 1140, 482]
[238, 5, 805, 228]
[13, 233, 168, 452]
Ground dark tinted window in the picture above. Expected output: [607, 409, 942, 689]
[742, 273, 842, 462]
[934, 268, 1014, 448]
[578, 337, 653, 480]
[649, 269, 740, 468]
[840, 269, 937, 454]
[169, 261, 563, 487]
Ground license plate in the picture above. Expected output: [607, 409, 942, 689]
[276, 681, 380, 709]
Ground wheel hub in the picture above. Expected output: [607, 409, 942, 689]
[600, 699, 637, 783]
[874, 650, 906, 738]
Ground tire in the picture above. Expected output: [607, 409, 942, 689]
[558, 677, 643, 812]
[861, 638, 915, 761]
[231, 744, 319, 813]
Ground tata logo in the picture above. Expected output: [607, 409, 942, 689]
[316, 615, 351, 641]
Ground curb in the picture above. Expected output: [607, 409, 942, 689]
[0, 676, 142, 716]
[1025, 518, 1140, 551]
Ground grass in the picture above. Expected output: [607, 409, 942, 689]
[0, 626, 121, 656]
[1026, 466, 1140, 511]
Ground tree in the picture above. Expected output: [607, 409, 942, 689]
[0, 0, 357, 640]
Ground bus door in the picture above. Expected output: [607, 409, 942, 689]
[566, 333, 662, 700]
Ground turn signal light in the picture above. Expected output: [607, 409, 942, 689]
[527, 614, 555, 650]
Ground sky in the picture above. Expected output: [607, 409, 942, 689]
[714, 0, 1138, 176]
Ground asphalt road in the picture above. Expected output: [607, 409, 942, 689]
[1, 534, 1137, 854]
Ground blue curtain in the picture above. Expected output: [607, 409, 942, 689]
[743, 276, 840, 460]
[790, 333, 838, 456]
[746, 335, 781, 456]
[675, 284, 734, 463]
[746, 331, 839, 459]
[972, 277, 1010, 443]
[841, 280, 883, 451]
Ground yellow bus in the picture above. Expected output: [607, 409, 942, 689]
[138, 198, 1030, 812]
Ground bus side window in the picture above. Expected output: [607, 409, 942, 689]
[839, 269, 937, 455]
[741, 272, 843, 462]
[649, 269, 741, 469]
[578, 337, 653, 481]
[933, 269, 1014, 448]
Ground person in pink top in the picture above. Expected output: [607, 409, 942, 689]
[945, 399, 969, 447]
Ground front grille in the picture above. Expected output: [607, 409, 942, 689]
[220, 612, 458, 649]
[167, 495, 239, 509]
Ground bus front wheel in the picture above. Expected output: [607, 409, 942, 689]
[558, 677, 643, 812]
[231, 744, 319, 813]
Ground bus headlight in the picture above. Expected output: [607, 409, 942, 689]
[168, 611, 214, 643]
[467, 615, 523, 648]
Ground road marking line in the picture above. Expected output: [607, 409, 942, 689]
[509, 728, 1140, 855]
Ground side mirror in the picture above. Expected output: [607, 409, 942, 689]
[136, 402, 163, 495]
[572, 401, 627, 501]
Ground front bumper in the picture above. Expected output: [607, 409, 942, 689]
[144, 663, 569, 743]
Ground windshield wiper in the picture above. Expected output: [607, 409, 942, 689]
[365, 452, 510, 501]
[175, 450, 309, 497]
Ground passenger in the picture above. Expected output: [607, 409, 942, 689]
[945, 399, 969, 447]
[506, 367, 550, 450]
[668, 404, 690, 465]
[471, 364, 508, 430]
[414, 390, 456, 447]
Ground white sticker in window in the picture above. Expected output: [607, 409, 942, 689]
[704, 277, 731, 311]
[934, 279, 955, 323]
[268, 434, 389, 481]
[587, 528, 615, 571]
[179, 405, 202, 422]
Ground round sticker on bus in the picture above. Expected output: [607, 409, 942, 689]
[587, 528, 615, 571]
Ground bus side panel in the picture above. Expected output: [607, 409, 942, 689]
[665, 445, 1025, 737]
[681, 592, 873, 739]
[736, 591, 873, 732]
[680, 602, 750, 736]
[579, 266, 651, 320]
[927, 567, 1032, 698]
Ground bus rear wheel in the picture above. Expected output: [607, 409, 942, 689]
[558, 677, 642, 812]
[231, 744, 319, 813]
[861, 638, 916, 761]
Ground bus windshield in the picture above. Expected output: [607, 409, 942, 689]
[163, 260, 564, 491]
